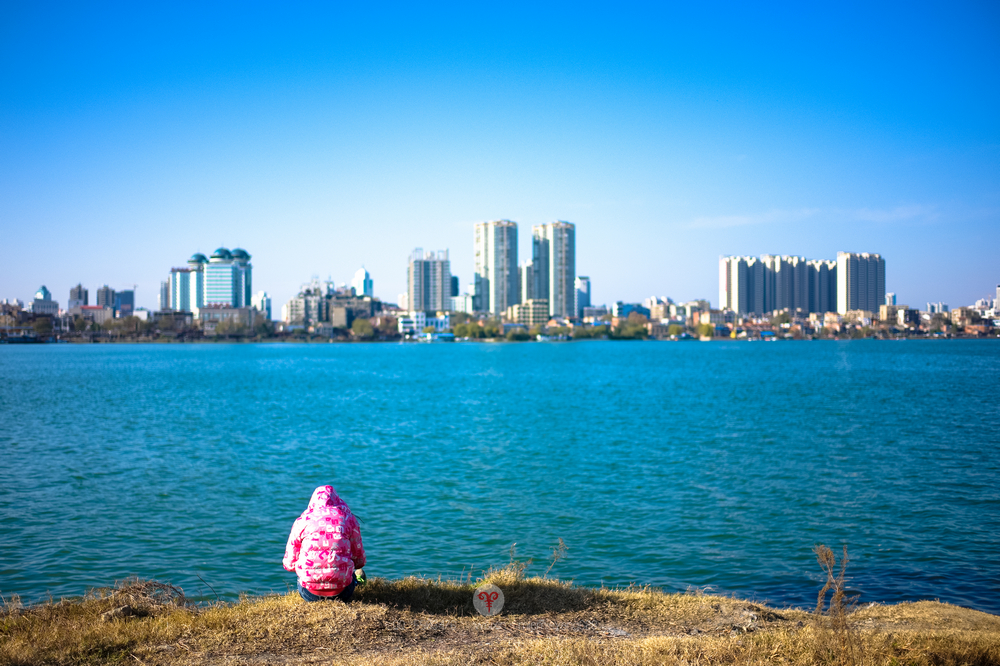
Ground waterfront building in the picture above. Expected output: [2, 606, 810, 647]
[204, 247, 252, 308]
[451, 293, 475, 314]
[720, 255, 839, 315]
[397, 311, 450, 335]
[408, 248, 452, 312]
[96, 285, 115, 309]
[575, 276, 591, 319]
[68, 284, 88, 309]
[532, 221, 576, 318]
[474, 220, 518, 316]
[505, 299, 549, 327]
[807, 260, 837, 315]
[29, 286, 59, 315]
[114, 290, 134, 318]
[520, 260, 535, 304]
[582, 305, 608, 321]
[612, 302, 650, 319]
[170, 253, 207, 313]
[927, 302, 949, 314]
[158, 281, 169, 311]
[251, 291, 272, 319]
[352, 267, 374, 298]
[836, 252, 885, 315]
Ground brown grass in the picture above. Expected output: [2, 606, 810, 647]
[2, 567, 998, 665]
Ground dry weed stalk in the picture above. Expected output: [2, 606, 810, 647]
[813, 544, 858, 665]
[545, 538, 569, 577]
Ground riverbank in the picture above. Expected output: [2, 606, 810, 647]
[3, 570, 997, 666]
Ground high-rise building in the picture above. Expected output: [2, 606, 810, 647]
[519, 261, 535, 304]
[30, 286, 59, 315]
[885, 292, 896, 306]
[352, 267, 373, 297]
[474, 220, 518, 316]
[575, 276, 591, 318]
[114, 290, 134, 317]
[532, 221, 576, 318]
[836, 252, 885, 314]
[252, 291, 272, 319]
[68, 284, 88, 309]
[807, 260, 837, 315]
[96, 285, 115, 309]
[407, 248, 451, 312]
[719, 256, 765, 315]
[450, 275, 459, 298]
[170, 253, 207, 312]
[721, 255, 837, 316]
[205, 247, 252, 307]
[158, 281, 170, 311]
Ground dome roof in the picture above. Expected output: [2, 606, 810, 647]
[211, 247, 232, 260]
[231, 248, 250, 260]
[189, 253, 208, 264]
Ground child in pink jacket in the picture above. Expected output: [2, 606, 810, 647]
[283, 485, 366, 602]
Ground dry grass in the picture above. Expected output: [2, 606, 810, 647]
[2, 568, 998, 665]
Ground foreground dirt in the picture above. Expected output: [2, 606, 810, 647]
[2, 574, 999, 665]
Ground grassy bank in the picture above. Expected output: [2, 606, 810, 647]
[2, 567, 998, 665]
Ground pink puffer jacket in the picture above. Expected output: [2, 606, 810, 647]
[283, 486, 366, 595]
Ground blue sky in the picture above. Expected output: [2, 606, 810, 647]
[2, 1, 998, 311]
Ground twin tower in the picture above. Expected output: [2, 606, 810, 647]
[473, 220, 576, 318]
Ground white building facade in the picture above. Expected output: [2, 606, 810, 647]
[474, 220, 518, 316]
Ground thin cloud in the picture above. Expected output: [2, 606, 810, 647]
[854, 205, 937, 223]
[687, 208, 820, 229]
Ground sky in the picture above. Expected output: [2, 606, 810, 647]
[1, 1, 998, 312]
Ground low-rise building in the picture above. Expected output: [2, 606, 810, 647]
[505, 299, 549, 327]
[198, 305, 256, 333]
[397, 311, 450, 335]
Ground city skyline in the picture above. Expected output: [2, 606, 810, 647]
[2, 4, 998, 311]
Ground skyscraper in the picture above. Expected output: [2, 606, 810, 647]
[474, 220, 518, 316]
[407, 248, 451, 312]
[352, 267, 373, 297]
[114, 290, 134, 317]
[96, 285, 115, 309]
[575, 276, 591, 318]
[721, 255, 836, 315]
[519, 260, 535, 303]
[69, 284, 88, 309]
[171, 253, 207, 312]
[158, 281, 170, 311]
[836, 252, 885, 314]
[532, 221, 576, 318]
[205, 247, 252, 307]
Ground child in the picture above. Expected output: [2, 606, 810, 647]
[283, 485, 366, 602]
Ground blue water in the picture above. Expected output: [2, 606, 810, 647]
[1, 341, 998, 612]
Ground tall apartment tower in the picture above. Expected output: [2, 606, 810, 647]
[68, 284, 88, 309]
[407, 248, 451, 312]
[575, 276, 591, 318]
[806, 260, 837, 314]
[719, 256, 765, 315]
[519, 260, 535, 304]
[96, 285, 115, 309]
[352, 267, 373, 297]
[170, 253, 206, 312]
[474, 220, 518, 315]
[532, 221, 576, 318]
[204, 247, 252, 307]
[836, 252, 885, 314]
[158, 281, 170, 311]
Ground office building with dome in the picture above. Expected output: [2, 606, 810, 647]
[168, 247, 251, 313]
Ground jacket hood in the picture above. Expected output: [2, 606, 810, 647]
[307, 485, 344, 511]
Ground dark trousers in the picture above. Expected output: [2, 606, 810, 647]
[298, 578, 357, 603]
